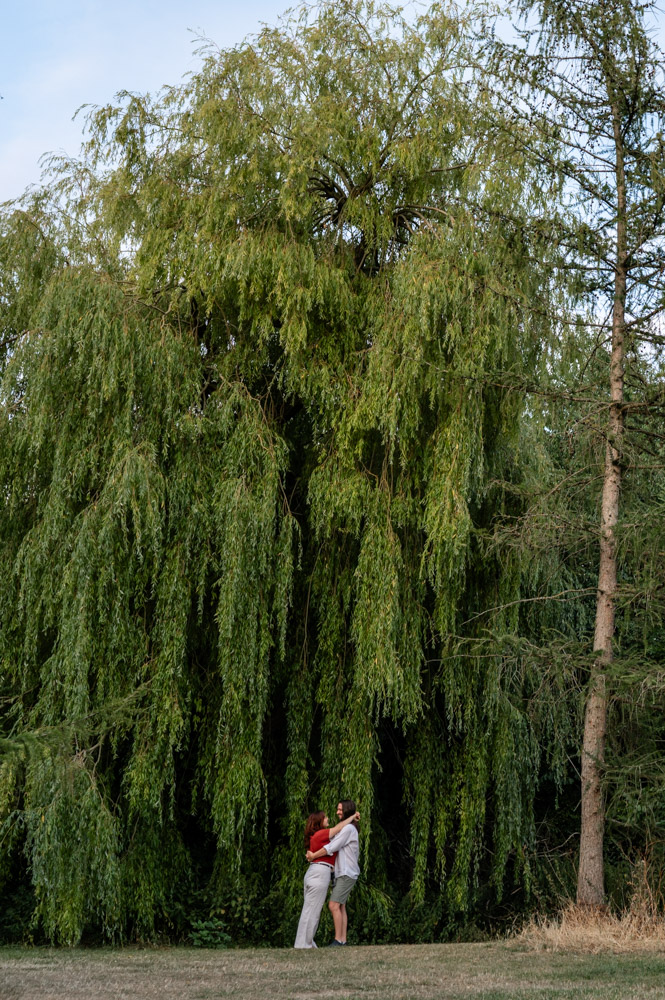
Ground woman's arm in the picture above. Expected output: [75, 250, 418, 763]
[306, 816, 359, 861]
[326, 811, 360, 838]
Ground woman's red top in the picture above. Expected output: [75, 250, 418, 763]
[309, 827, 337, 867]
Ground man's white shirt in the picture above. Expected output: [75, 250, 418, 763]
[324, 823, 360, 878]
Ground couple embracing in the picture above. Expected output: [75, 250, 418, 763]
[294, 799, 360, 949]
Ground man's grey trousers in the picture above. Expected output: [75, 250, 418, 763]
[294, 863, 333, 948]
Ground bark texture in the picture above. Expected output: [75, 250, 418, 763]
[577, 95, 626, 907]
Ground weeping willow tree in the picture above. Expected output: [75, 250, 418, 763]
[1, 1, 575, 944]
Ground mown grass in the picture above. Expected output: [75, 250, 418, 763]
[2, 941, 665, 1000]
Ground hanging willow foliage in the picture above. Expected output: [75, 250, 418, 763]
[0, 1, 578, 943]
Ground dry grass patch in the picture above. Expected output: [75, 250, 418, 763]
[518, 903, 665, 954]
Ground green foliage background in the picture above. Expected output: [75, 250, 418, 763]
[1, 1, 664, 945]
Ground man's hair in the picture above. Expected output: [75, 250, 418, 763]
[339, 800, 357, 822]
[304, 811, 326, 849]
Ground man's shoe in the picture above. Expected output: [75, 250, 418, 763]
[327, 939, 343, 947]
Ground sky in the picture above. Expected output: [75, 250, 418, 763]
[2, 3, 665, 205]
[0, 1, 289, 203]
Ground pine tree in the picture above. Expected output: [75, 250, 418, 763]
[487, 0, 665, 906]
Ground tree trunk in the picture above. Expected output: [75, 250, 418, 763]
[576, 96, 626, 907]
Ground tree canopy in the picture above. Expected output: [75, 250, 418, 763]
[1, 0, 664, 945]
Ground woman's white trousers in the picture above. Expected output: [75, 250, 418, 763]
[293, 864, 332, 948]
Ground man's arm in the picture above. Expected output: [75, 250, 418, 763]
[306, 821, 356, 861]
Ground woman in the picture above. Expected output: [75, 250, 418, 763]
[294, 806, 360, 949]
[306, 800, 359, 946]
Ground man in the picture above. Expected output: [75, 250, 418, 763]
[306, 799, 359, 946]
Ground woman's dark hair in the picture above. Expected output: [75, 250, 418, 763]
[304, 811, 326, 849]
[339, 800, 357, 823]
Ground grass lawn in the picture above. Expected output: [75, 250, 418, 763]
[2, 942, 665, 1000]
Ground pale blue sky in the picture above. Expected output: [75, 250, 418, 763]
[1, 3, 664, 204]
[0, 1, 289, 202]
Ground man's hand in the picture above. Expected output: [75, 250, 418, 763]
[306, 850, 314, 861]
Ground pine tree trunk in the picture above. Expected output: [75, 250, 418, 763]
[577, 97, 626, 907]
